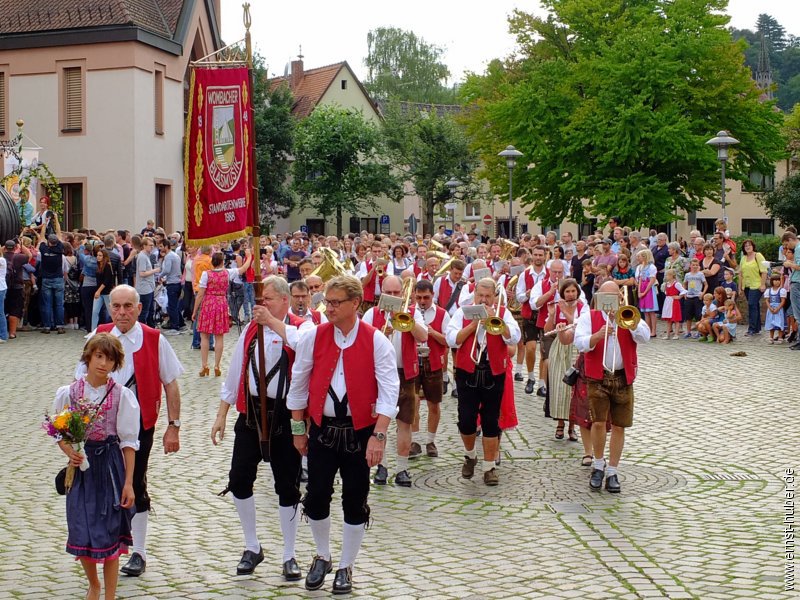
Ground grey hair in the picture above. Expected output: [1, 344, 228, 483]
[262, 275, 289, 298]
[668, 241, 681, 253]
[110, 284, 140, 304]
[475, 277, 497, 292]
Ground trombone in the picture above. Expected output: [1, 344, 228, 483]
[470, 283, 507, 364]
[391, 278, 416, 333]
[601, 286, 641, 372]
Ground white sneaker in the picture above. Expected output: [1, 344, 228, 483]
[162, 329, 181, 336]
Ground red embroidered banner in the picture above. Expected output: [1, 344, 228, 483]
[184, 67, 254, 244]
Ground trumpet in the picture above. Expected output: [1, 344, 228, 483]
[470, 283, 507, 364]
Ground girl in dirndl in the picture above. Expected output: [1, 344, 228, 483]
[52, 333, 139, 600]
[635, 249, 659, 337]
[660, 269, 686, 339]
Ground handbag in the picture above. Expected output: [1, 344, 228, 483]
[562, 366, 579, 386]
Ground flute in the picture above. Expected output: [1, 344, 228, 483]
[544, 323, 577, 336]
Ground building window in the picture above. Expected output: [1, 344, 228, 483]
[154, 68, 164, 135]
[748, 169, 774, 192]
[155, 183, 172, 231]
[341, 79, 347, 90]
[464, 200, 481, 219]
[360, 217, 378, 234]
[0, 69, 7, 138]
[541, 223, 560, 236]
[61, 66, 83, 132]
[578, 219, 598, 239]
[741, 218, 774, 236]
[60, 183, 84, 230]
[695, 218, 716, 239]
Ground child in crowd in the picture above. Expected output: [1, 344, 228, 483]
[593, 264, 609, 294]
[764, 274, 787, 343]
[720, 267, 738, 302]
[660, 269, 686, 339]
[696, 293, 718, 342]
[681, 258, 707, 339]
[713, 298, 740, 344]
[581, 259, 595, 304]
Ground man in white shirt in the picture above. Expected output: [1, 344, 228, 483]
[515, 246, 548, 393]
[573, 281, 650, 494]
[289, 280, 328, 325]
[362, 276, 427, 486]
[288, 275, 399, 594]
[213, 276, 313, 579]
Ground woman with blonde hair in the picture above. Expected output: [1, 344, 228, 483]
[635, 249, 659, 337]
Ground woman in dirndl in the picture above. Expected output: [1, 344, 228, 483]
[543, 278, 587, 442]
[52, 333, 139, 600]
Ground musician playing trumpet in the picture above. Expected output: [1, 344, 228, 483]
[445, 278, 521, 486]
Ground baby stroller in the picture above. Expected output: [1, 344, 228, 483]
[153, 282, 168, 329]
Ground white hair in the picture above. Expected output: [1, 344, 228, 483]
[110, 284, 140, 304]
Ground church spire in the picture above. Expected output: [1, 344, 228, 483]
[755, 32, 773, 101]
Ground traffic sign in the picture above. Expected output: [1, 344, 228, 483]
[483, 214, 493, 226]
[380, 214, 390, 224]
[444, 202, 457, 210]
[299, 225, 308, 233]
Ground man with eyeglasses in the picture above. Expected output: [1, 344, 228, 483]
[289, 280, 327, 325]
[288, 275, 399, 594]
[362, 275, 427, 486]
[77, 284, 184, 578]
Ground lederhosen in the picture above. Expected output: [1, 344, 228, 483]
[222, 339, 301, 507]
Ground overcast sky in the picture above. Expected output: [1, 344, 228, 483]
[221, 0, 800, 82]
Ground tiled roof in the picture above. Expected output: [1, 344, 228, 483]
[269, 62, 345, 119]
[0, 0, 184, 37]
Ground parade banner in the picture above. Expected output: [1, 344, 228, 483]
[184, 67, 254, 244]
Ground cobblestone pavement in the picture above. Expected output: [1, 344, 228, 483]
[1, 327, 797, 599]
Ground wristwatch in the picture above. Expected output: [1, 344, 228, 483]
[371, 431, 387, 442]
[168, 419, 182, 428]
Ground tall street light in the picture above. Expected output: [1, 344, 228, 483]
[498, 145, 523, 239]
[706, 130, 739, 224]
[445, 177, 462, 236]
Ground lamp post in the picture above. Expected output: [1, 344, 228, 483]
[445, 176, 462, 236]
[498, 145, 523, 239]
[706, 130, 739, 223]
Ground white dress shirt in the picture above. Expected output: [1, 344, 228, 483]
[287, 320, 399, 419]
[417, 304, 451, 351]
[357, 260, 395, 297]
[76, 322, 185, 387]
[573, 310, 651, 371]
[362, 306, 426, 368]
[220, 321, 312, 405]
[445, 305, 521, 349]
[433, 275, 465, 316]
[53, 380, 141, 450]
[530, 278, 588, 312]
[515, 265, 547, 305]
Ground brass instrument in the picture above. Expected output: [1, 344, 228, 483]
[434, 256, 455, 278]
[390, 278, 416, 333]
[429, 239, 445, 252]
[310, 248, 348, 282]
[374, 252, 390, 277]
[427, 250, 449, 263]
[498, 238, 520, 261]
[505, 274, 521, 313]
[617, 286, 641, 331]
[470, 283, 507, 364]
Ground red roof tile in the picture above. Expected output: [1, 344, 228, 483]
[269, 62, 345, 118]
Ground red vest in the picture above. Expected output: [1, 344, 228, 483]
[454, 306, 509, 376]
[308, 321, 379, 430]
[97, 323, 161, 430]
[554, 302, 584, 324]
[309, 309, 322, 325]
[437, 276, 461, 311]
[423, 305, 447, 372]
[361, 260, 385, 302]
[371, 306, 419, 380]
[413, 262, 422, 276]
[235, 315, 304, 414]
[535, 279, 555, 328]
[520, 268, 546, 319]
[583, 310, 638, 385]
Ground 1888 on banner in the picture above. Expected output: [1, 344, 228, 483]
[184, 67, 254, 244]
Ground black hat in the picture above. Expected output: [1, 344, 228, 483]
[4, 240, 16, 250]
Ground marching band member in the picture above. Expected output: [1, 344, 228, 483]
[433, 259, 466, 397]
[411, 279, 450, 458]
[213, 276, 311, 578]
[530, 261, 570, 398]
[411, 244, 428, 277]
[357, 240, 393, 313]
[416, 256, 439, 282]
[463, 244, 490, 280]
[458, 259, 489, 307]
[515, 246, 548, 394]
[445, 278, 521, 486]
[573, 280, 650, 493]
[289, 280, 327, 325]
[362, 276, 427, 486]
[288, 276, 399, 594]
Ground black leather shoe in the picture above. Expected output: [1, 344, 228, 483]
[536, 385, 547, 397]
[514, 372, 524, 382]
[236, 547, 264, 575]
[605, 474, 621, 493]
[394, 470, 412, 487]
[282, 557, 302, 581]
[443, 379, 449, 394]
[332, 566, 352, 595]
[121, 552, 146, 576]
[590, 468, 605, 491]
[305, 555, 332, 591]
[451, 388, 459, 398]
[524, 379, 535, 394]
[373, 464, 388, 485]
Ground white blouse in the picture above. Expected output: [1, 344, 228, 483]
[52, 380, 141, 450]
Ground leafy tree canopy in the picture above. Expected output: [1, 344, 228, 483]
[759, 172, 800, 229]
[460, 0, 787, 229]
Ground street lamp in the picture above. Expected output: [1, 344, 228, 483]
[498, 145, 523, 239]
[445, 177, 462, 236]
[706, 130, 739, 223]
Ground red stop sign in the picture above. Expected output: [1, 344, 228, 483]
[482, 214, 493, 226]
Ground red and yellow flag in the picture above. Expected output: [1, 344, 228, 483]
[184, 67, 255, 244]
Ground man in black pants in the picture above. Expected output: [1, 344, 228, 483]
[213, 276, 311, 578]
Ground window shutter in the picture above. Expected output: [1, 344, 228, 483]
[63, 67, 82, 131]
[0, 72, 6, 137]
[154, 70, 164, 135]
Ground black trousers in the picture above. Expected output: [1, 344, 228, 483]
[133, 426, 155, 513]
[303, 419, 373, 525]
[228, 412, 302, 507]
[455, 368, 505, 438]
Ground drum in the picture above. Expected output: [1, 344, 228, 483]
[0, 186, 22, 244]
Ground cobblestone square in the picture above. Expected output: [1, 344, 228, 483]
[0, 330, 796, 599]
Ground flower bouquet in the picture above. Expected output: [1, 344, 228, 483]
[43, 397, 106, 492]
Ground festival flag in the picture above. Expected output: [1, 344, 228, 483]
[184, 66, 255, 244]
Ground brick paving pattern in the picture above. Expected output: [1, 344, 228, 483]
[0, 329, 795, 599]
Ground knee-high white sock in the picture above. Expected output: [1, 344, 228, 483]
[339, 523, 366, 569]
[279, 505, 300, 563]
[233, 496, 261, 553]
[308, 517, 331, 561]
[302, 454, 308, 469]
[130, 511, 149, 560]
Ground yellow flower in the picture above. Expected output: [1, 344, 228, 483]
[53, 414, 69, 430]
[82, 416, 90, 424]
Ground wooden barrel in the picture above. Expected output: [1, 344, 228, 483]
[0, 186, 22, 244]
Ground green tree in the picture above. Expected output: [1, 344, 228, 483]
[292, 105, 403, 237]
[461, 0, 787, 229]
[253, 56, 295, 232]
[382, 103, 480, 234]
[364, 27, 455, 104]
[758, 172, 800, 229]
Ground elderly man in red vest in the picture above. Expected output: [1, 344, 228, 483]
[445, 278, 521, 486]
[288, 275, 399, 594]
[573, 280, 650, 493]
[78, 284, 184, 577]
[362, 275, 427, 486]
[213, 276, 312, 579]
